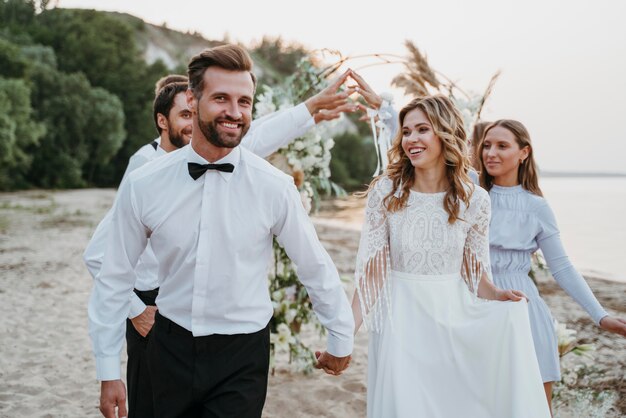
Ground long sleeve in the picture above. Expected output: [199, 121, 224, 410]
[88, 179, 150, 380]
[462, 189, 493, 293]
[536, 202, 608, 325]
[243, 103, 314, 158]
[353, 179, 391, 333]
[272, 182, 354, 357]
[83, 210, 147, 319]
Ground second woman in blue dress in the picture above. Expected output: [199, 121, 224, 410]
[478, 119, 626, 411]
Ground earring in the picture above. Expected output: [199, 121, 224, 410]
[519, 158, 525, 164]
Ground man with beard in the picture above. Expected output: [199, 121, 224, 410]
[89, 44, 353, 418]
[86, 58, 355, 416]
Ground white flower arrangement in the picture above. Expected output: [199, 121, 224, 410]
[451, 94, 483, 134]
[258, 58, 346, 373]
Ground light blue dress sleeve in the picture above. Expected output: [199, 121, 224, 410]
[536, 201, 608, 325]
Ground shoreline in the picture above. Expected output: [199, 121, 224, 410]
[0, 189, 624, 417]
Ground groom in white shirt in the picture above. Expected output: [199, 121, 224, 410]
[89, 44, 354, 418]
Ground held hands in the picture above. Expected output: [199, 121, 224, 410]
[314, 350, 351, 376]
[305, 69, 386, 124]
[130, 305, 157, 337]
[599, 316, 626, 337]
[494, 288, 529, 302]
[348, 70, 383, 110]
[100, 380, 127, 418]
[305, 70, 357, 122]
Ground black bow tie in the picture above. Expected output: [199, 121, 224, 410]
[187, 162, 235, 180]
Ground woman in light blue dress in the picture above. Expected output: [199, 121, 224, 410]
[478, 119, 626, 411]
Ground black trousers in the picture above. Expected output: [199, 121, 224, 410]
[147, 312, 270, 418]
[126, 288, 159, 418]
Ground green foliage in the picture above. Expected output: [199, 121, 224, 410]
[30, 8, 168, 185]
[330, 112, 378, 191]
[0, 76, 45, 190]
[82, 87, 126, 184]
[0, 0, 36, 30]
[0, 1, 375, 191]
[0, 37, 28, 77]
[25, 65, 125, 188]
[330, 131, 377, 191]
[19, 43, 56, 68]
[251, 36, 309, 85]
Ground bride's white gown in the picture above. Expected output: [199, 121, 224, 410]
[356, 178, 551, 418]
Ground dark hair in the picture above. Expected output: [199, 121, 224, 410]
[187, 44, 256, 99]
[153, 81, 188, 133]
[154, 74, 188, 95]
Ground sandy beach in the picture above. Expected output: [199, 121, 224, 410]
[0, 189, 624, 417]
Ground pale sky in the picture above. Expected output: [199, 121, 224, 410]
[59, 0, 626, 173]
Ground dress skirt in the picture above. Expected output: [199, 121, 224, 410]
[493, 272, 561, 382]
[367, 270, 551, 418]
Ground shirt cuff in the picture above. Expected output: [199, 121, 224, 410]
[593, 310, 610, 326]
[128, 293, 147, 319]
[294, 102, 314, 126]
[96, 355, 121, 381]
[326, 332, 353, 358]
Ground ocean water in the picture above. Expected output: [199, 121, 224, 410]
[540, 177, 626, 282]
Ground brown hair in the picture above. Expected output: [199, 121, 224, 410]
[154, 74, 188, 95]
[187, 44, 256, 99]
[469, 121, 490, 171]
[153, 81, 188, 133]
[372, 95, 473, 223]
[478, 119, 543, 196]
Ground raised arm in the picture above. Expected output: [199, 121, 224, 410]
[243, 70, 356, 158]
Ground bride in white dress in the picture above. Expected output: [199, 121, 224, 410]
[352, 95, 551, 418]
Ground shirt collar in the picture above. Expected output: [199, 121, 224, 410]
[186, 143, 241, 183]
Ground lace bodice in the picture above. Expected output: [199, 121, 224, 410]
[362, 177, 491, 275]
[355, 177, 492, 330]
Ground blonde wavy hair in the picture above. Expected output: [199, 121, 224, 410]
[370, 95, 474, 223]
[478, 119, 543, 196]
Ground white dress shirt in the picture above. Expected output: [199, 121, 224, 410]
[89, 138, 353, 381]
[84, 104, 315, 319]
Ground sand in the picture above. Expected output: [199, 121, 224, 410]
[0, 189, 623, 417]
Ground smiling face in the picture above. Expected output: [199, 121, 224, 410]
[401, 108, 444, 170]
[189, 66, 254, 149]
[164, 92, 192, 148]
[481, 125, 529, 184]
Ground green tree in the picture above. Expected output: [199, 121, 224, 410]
[0, 76, 45, 189]
[251, 37, 309, 86]
[330, 131, 377, 191]
[82, 87, 126, 184]
[0, 37, 28, 78]
[0, 0, 36, 31]
[26, 65, 125, 188]
[31, 8, 168, 185]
